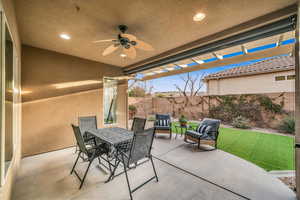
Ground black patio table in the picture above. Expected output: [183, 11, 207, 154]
[87, 127, 134, 182]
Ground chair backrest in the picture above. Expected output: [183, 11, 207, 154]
[127, 128, 155, 166]
[71, 124, 88, 155]
[201, 118, 221, 133]
[155, 114, 171, 121]
[131, 117, 146, 132]
[79, 116, 97, 136]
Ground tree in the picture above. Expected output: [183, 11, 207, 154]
[167, 72, 207, 118]
[128, 86, 146, 97]
[128, 80, 154, 118]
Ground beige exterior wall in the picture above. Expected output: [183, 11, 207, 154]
[22, 84, 128, 157]
[206, 70, 295, 95]
[21, 46, 128, 157]
[0, 0, 22, 200]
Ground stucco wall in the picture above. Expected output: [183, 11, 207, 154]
[21, 46, 128, 157]
[22, 85, 127, 157]
[207, 70, 295, 95]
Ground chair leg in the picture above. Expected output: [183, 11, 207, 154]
[198, 139, 201, 149]
[71, 152, 81, 174]
[105, 159, 120, 183]
[74, 145, 79, 154]
[79, 159, 93, 189]
[150, 156, 158, 182]
[122, 154, 133, 200]
[93, 138, 97, 146]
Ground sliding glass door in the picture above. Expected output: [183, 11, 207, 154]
[103, 77, 118, 125]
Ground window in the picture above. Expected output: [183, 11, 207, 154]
[103, 78, 118, 124]
[4, 24, 14, 173]
[275, 76, 285, 81]
[0, 7, 19, 185]
[287, 74, 296, 80]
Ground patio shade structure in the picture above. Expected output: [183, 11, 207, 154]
[2, 1, 300, 200]
[134, 27, 295, 80]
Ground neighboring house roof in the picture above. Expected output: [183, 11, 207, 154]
[204, 55, 294, 81]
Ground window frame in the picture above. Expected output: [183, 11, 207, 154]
[287, 74, 296, 80]
[0, 3, 18, 186]
[274, 75, 286, 81]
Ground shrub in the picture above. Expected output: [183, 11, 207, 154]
[128, 105, 137, 112]
[279, 116, 295, 134]
[156, 94, 165, 98]
[232, 116, 250, 129]
[179, 115, 188, 123]
[128, 86, 146, 97]
[147, 115, 156, 121]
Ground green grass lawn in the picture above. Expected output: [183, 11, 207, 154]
[172, 122, 295, 171]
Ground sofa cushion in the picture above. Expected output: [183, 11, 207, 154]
[157, 119, 170, 127]
[186, 130, 202, 139]
[196, 124, 208, 133]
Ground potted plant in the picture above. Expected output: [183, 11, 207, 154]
[179, 115, 188, 126]
[128, 105, 137, 119]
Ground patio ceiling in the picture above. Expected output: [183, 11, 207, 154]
[14, 0, 297, 67]
[140, 31, 295, 80]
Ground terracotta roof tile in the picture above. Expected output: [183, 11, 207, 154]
[204, 56, 294, 80]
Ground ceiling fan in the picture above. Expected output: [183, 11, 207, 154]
[93, 25, 154, 59]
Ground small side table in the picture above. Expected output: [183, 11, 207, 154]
[175, 124, 189, 139]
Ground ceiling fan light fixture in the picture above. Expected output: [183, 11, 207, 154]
[193, 12, 206, 22]
[130, 41, 137, 46]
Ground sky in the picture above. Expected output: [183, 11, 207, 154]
[129, 38, 295, 93]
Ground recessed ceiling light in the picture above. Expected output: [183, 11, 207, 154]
[193, 12, 206, 22]
[120, 54, 127, 58]
[60, 33, 71, 40]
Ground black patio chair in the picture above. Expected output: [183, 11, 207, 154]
[185, 118, 221, 150]
[70, 124, 109, 189]
[131, 117, 146, 132]
[154, 114, 172, 139]
[112, 128, 158, 200]
[79, 116, 98, 145]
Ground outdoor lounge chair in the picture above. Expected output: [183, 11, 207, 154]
[112, 128, 158, 200]
[70, 124, 109, 189]
[131, 117, 146, 132]
[185, 118, 221, 150]
[154, 114, 172, 139]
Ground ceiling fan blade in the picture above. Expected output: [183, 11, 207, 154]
[123, 47, 136, 59]
[121, 33, 137, 41]
[93, 39, 116, 43]
[102, 44, 119, 56]
[135, 40, 154, 51]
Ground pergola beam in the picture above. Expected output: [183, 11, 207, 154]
[142, 45, 292, 80]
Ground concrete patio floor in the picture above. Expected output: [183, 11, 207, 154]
[12, 135, 296, 200]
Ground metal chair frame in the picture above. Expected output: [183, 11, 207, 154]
[185, 118, 221, 151]
[70, 124, 108, 189]
[131, 117, 147, 132]
[107, 128, 158, 200]
[154, 114, 172, 139]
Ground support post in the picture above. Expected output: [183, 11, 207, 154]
[295, 2, 300, 198]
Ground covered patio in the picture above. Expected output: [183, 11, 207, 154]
[1, 0, 300, 200]
[13, 136, 295, 200]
